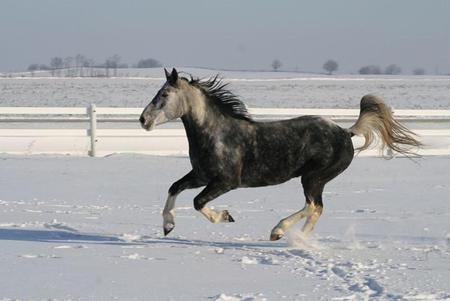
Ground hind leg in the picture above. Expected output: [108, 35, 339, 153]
[300, 184, 324, 235]
[270, 145, 354, 241]
[270, 180, 324, 241]
[270, 202, 311, 241]
[270, 162, 347, 241]
[300, 156, 355, 235]
[302, 205, 324, 234]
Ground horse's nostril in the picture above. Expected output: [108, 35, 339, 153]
[139, 116, 145, 124]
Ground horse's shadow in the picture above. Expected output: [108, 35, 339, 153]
[149, 237, 286, 250]
[0, 228, 286, 249]
[1, 228, 442, 251]
[0, 228, 127, 245]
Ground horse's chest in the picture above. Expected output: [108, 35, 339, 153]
[189, 136, 242, 178]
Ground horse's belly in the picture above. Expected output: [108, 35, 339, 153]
[240, 159, 303, 187]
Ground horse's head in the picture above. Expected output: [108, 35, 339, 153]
[139, 68, 186, 131]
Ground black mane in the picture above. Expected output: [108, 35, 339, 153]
[186, 75, 253, 121]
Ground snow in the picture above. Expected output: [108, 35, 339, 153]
[0, 155, 449, 300]
[1, 68, 449, 109]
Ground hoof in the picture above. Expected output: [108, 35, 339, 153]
[270, 233, 283, 241]
[223, 210, 235, 223]
[163, 224, 174, 236]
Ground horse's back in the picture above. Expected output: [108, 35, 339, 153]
[240, 115, 354, 187]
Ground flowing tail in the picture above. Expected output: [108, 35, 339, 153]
[348, 95, 423, 156]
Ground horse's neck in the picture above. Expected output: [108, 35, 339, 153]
[181, 105, 221, 139]
[180, 88, 249, 146]
[181, 95, 231, 154]
[181, 91, 220, 133]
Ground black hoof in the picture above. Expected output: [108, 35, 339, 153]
[270, 233, 283, 241]
[163, 225, 174, 236]
[224, 210, 235, 222]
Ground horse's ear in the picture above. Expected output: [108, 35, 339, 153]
[166, 68, 178, 85]
[171, 68, 178, 82]
[164, 68, 170, 80]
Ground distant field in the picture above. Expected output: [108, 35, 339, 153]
[1, 68, 449, 109]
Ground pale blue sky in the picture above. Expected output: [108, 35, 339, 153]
[1, 0, 449, 73]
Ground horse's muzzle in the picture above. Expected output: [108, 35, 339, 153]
[139, 116, 145, 125]
[139, 115, 154, 131]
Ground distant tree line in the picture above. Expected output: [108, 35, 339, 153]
[357, 64, 426, 75]
[358, 64, 401, 75]
[270, 58, 428, 75]
[26, 55, 163, 77]
[24, 55, 431, 76]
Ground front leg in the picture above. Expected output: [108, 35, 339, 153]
[163, 171, 205, 236]
[162, 194, 177, 236]
[193, 180, 236, 223]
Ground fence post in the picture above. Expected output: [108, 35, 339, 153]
[89, 104, 97, 157]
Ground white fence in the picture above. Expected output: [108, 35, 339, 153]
[1, 106, 450, 157]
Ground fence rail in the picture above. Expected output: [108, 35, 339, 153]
[1, 106, 449, 157]
[2, 106, 450, 117]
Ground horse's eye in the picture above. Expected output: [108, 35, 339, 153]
[161, 92, 169, 98]
[155, 98, 166, 109]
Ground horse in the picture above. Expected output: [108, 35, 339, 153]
[139, 68, 422, 241]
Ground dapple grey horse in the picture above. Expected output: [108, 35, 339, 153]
[140, 68, 422, 240]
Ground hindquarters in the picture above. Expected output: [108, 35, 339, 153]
[300, 120, 354, 206]
[268, 117, 355, 239]
[293, 121, 354, 234]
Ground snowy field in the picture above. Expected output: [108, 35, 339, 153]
[1, 68, 450, 109]
[1, 155, 450, 300]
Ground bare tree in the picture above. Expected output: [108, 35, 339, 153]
[413, 68, 426, 75]
[64, 56, 74, 77]
[271, 59, 282, 71]
[39, 64, 50, 70]
[50, 57, 63, 76]
[104, 60, 111, 77]
[385, 64, 402, 75]
[359, 65, 382, 75]
[323, 59, 338, 75]
[136, 58, 162, 68]
[27, 64, 39, 76]
[83, 58, 95, 77]
[75, 54, 87, 77]
[105, 54, 121, 77]
[112, 54, 121, 76]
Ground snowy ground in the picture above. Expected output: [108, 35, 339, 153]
[1, 155, 449, 300]
[1, 68, 449, 109]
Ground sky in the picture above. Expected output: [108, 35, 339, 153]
[0, 0, 449, 74]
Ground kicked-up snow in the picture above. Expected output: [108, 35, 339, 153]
[0, 155, 449, 300]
